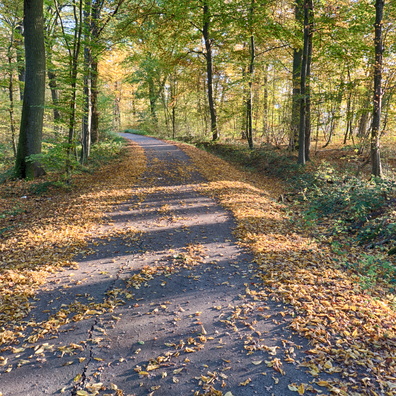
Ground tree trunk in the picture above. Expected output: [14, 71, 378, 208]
[297, 0, 313, 165]
[65, 0, 83, 178]
[47, 56, 61, 123]
[90, 0, 101, 144]
[15, 0, 46, 179]
[262, 64, 269, 137]
[7, 41, 17, 157]
[304, 20, 312, 161]
[371, 0, 383, 177]
[81, 46, 92, 163]
[290, 0, 303, 150]
[246, 34, 255, 150]
[81, 0, 92, 164]
[202, 0, 218, 141]
[91, 58, 100, 143]
[170, 74, 177, 139]
[148, 77, 158, 123]
[246, 0, 255, 150]
[15, 24, 25, 101]
[46, 13, 61, 124]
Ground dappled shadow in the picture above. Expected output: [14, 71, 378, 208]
[0, 133, 358, 395]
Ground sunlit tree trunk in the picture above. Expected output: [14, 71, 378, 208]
[246, 0, 255, 150]
[262, 64, 269, 137]
[15, 0, 46, 179]
[91, 58, 100, 143]
[81, 0, 92, 164]
[7, 35, 17, 156]
[246, 36, 254, 149]
[202, 0, 218, 141]
[371, 0, 383, 177]
[290, 0, 303, 150]
[90, 0, 101, 144]
[298, 0, 313, 165]
[65, 0, 83, 178]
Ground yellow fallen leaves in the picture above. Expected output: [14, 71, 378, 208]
[178, 142, 396, 395]
[239, 378, 252, 386]
[0, 142, 146, 347]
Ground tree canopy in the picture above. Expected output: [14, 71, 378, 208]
[0, 0, 395, 177]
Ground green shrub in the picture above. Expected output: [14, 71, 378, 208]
[301, 163, 396, 230]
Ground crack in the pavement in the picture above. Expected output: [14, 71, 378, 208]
[70, 255, 136, 395]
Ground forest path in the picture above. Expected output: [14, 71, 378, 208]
[1, 135, 337, 396]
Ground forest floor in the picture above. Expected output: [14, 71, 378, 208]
[0, 134, 395, 396]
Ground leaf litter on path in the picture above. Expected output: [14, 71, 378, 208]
[0, 135, 395, 396]
[177, 141, 396, 396]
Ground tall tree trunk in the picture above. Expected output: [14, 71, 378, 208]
[91, 58, 100, 143]
[170, 74, 177, 139]
[148, 77, 158, 123]
[81, 46, 92, 163]
[246, 0, 255, 150]
[202, 0, 218, 141]
[246, 34, 255, 150]
[262, 64, 269, 137]
[15, 0, 46, 179]
[297, 0, 313, 165]
[90, 0, 101, 144]
[304, 19, 312, 161]
[371, 0, 383, 177]
[113, 81, 121, 131]
[7, 41, 17, 157]
[81, 0, 92, 164]
[290, 0, 303, 150]
[15, 24, 25, 101]
[65, 0, 83, 178]
[46, 12, 61, 124]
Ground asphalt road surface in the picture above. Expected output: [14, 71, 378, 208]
[0, 134, 336, 396]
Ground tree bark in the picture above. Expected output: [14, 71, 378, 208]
[91, 58, 100, 143]
[90, 0, 101, 144]
[246, 0, 255, 150]
[81, 0, 92, 164]
[290, 0, 303, 150]
[15, 0, 46, 179]
[65, 0, 83, 178]
[47, 55, 61, 123]
[202, 0, 218, 141]
[15, 24, 25, 101]
[246, 35, 255, 150]
[371, 0, 383, 177]
[262, 64, 269, 137]
[297, 0, 313, 165]
[304, 16, 312, 161]
[7, 34, 17, 157]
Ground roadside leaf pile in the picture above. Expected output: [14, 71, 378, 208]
[0, 142, 146, 345]
[178, 142, 396, 396]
